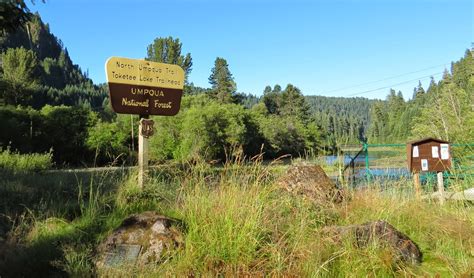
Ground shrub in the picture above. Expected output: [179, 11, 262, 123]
[86, 120, 129, 165]
[38, 105, 97, 164]
[150, 95, 264, 162]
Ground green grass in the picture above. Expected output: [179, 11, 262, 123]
[0, 158, 473, 277]
[0, 147, 53, 173]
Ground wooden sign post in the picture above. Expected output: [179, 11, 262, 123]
[138, 116, 154, 187]
[105, 57, 184, 188]
[413, 172, 421, 199]
[437, 172, 445, 205]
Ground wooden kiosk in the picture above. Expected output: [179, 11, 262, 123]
[406, 138, 451, 203]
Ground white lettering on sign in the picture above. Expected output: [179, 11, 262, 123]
[440, 144, 449, 160]
[413, 146, 419, 157]
[432, 146, 439, 158]
[421, 159, 428, 171]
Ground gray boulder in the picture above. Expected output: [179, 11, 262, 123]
[95, 211, 182, 269]
[277, 164, 344, 204]
[323, 220, 422, 265]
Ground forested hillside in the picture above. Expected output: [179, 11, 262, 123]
[306, 96, 374, 145]
[0, 13, 108, 109]
[368, 50, 474, 143]
[0, 12, 115, 164]
[1, 11, 472, 167]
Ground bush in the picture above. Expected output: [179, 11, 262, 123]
[86, 120, 130, 165]
[38, 105, 97, 164]
[150, 95, 264, 162]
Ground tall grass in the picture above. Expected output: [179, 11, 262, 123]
[1, 158, 473, 276]
[0, 147, 53, 173]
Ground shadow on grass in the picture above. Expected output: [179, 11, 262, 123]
[0, 218, 100, 277]
[0, 166, 181, 277]
[0, 169, 129, 277]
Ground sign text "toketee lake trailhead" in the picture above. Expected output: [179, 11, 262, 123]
[105, 57, 185, 116]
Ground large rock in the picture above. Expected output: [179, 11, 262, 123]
[323, 220, 422, 265]
[95, 211, 182, 269]
[277, 164, 344, 203]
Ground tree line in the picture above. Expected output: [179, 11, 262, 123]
[368, 50, 473, 144]
[0, 7, 471, 167]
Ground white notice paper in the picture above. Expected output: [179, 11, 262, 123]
[421, 159, 428, 171]
[432, 146, 439, 158]
[413, 146, 419, 157]
[440, 144, 449, 160]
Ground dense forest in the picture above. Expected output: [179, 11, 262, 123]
[0, 11, 472, 166]
[368, 51, 474, 143]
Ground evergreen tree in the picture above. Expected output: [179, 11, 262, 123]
[412, 81, 425, 99]
[412, 74, 472, 142]
[0, 0, 34, 35]
[273, 84, 282, 93]
[262, 84, 281, 114]
[146, 36, 193, 82]
[208, 57, 236, 103]
[263, 85, 272, 94]
[280, 84, 310, 123]
[1, 47, 39, 105]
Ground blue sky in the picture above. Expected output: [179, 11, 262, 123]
[31, 0, 472, 99]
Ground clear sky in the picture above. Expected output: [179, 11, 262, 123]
[31, 0, 472, 100]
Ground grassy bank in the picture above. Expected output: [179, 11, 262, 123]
[0, 159, 472, 277]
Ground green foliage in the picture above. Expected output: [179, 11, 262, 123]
[412, 81, 472, 142]
[38, 105, 97, 163]
[150, 95, 264, 162]
[0, 105, 99, 165]
[176, 176, 268, 271]
[208, 57, 236, 103]
[0, 147, 52, 173]
[368, 90, 407, 143]
[255, 84, 324, 156]
[410, 51, 474, 143]
[2, 13, 89, 87]
[368, 50, 474, 144]
[1, 13, 101, 112]
[0, 106, 40, 152]
[0, 0, 33, 35]
[1, 47, 39, 105]
[146, 36, 193, 82]
[280, 84, 311, 122]
[86, 120, 129, 165]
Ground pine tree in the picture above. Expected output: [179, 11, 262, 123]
[146, 36, 193, 82]
[0, 0, 32, 35]
[262, 85, 281, 114]
[1, 47, 39, 105]
[412, 81, 425, 99]
[280, 84, 310, 123]
[208, 57, 236, 103]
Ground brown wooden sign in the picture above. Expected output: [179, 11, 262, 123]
[407, 137, 451, 173]
[105, 57, 184, 116]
